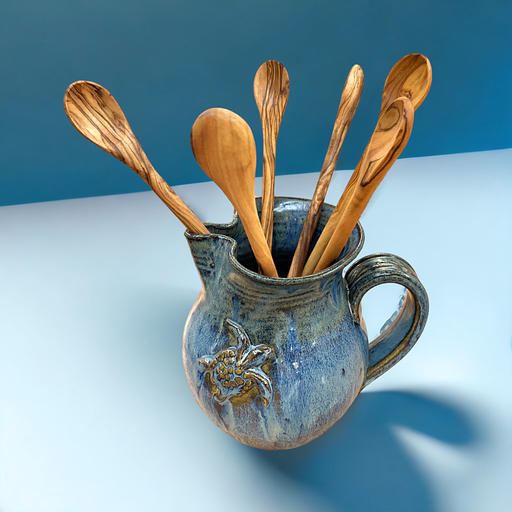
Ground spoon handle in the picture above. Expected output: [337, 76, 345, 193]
[313, 97, 414, 274]
[105, 125, 209, 234]
[135, 154, 210, 235]
[287, 65, 363, 278]
[238, 201, 279, 278]
[301, 156, 363, 276]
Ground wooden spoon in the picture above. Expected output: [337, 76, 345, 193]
[190, 108, 278, 278]
[254, 60, 290, 249]
[287, 64, 364, 277]
[64, 80, 209, 234]
[302, 54, 431, 275]
[312, 97, 414, 274]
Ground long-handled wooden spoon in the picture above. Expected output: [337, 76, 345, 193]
[287, 64, 364, 277]
[254, 60, 290, 249]
[302, 54, 431, 275]
[64, 80, 209, 234]
[190, 108, 278, 278]
[312, 97, 414, 274]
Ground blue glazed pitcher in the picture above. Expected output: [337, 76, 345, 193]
[183, 197, 428, 450]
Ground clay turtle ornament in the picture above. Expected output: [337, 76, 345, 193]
[198, 319, 274, 406]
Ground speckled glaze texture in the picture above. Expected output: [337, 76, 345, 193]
[183, 198, 428, 450]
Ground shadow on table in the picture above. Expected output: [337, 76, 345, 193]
[252, 390, 481, 512]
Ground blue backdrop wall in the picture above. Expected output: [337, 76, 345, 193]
[1, 0, 511, 206]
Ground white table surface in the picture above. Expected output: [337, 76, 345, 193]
[1, 149, 511, 512]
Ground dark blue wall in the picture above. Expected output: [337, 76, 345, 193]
[1, 0, 511, 206]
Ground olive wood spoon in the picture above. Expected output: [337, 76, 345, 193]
[287, 64, 364, 277]
[302, 54, 431, 275]
[312, 97, 414, 274]
[254, 60, 290, 249]
[64, 81, 209, 234]
[190, 108, 278, 278]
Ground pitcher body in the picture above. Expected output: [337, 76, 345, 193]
[183, 198, 428, 450]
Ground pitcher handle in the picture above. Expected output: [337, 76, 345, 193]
[345, 253, 429, 388]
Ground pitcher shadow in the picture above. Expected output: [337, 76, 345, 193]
[250, 390, 481, 512]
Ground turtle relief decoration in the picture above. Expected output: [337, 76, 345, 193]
[198, 319, 274, 406]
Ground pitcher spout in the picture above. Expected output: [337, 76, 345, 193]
[185, 233, 236, 291]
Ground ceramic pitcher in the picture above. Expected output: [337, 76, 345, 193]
[183, 197, 428, 450]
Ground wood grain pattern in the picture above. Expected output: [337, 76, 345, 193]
[190, 108, 278, 278]
[287, 64, 364, 277]
[312, 97, 414, 274]
[254, 60, 290, 250]
[64, 81, 209, 235]
[302, 54, 431, 275]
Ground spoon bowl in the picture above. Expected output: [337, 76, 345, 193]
[381, 53, 432, 112]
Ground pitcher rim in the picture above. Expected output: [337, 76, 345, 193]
[185, 196, 365, 286]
